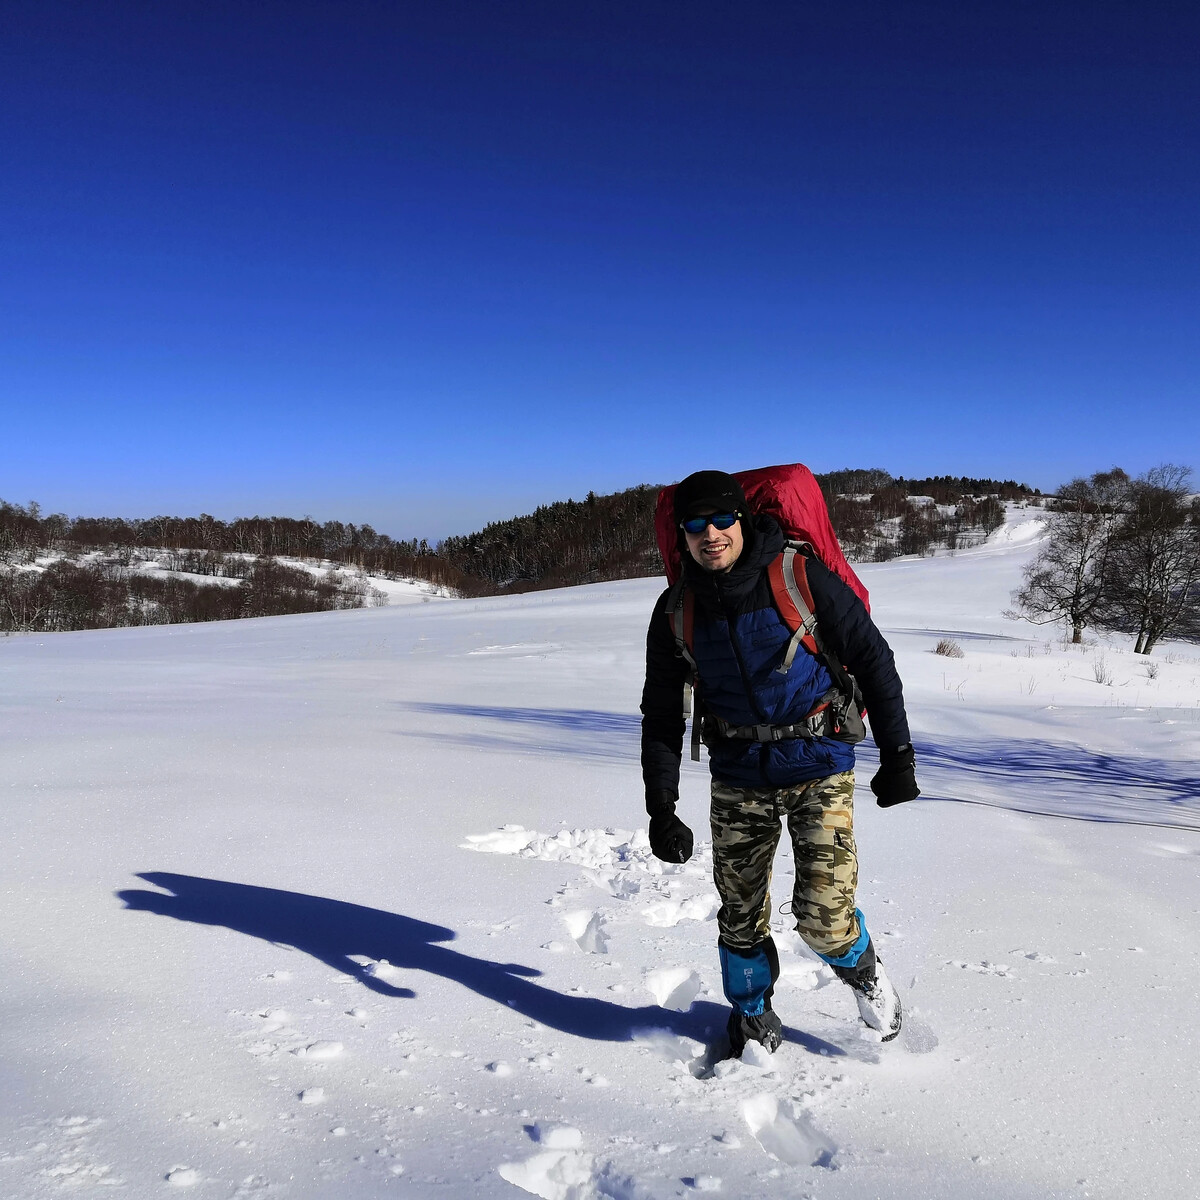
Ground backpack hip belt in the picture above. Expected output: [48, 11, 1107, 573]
[703, 701, 834, 744]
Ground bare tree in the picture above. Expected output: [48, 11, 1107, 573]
[1097, 465, 1200, 654]
[1011, 470, 1128, 643]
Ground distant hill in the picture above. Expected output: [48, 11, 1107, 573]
[1, 471, 1039, 630]
[433, 472, 1038, 591]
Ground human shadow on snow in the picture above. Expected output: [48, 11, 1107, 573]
[117, 872, 848, 1058]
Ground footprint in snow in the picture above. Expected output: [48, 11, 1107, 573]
[18, 1116, 123, 1190]
[293, 1041, 344, 1060]
[947, 960, 1014, 977]
[898, 1008, 940, 1054]
[641, 895, 719, 928]
[231, 1175, 272, 1198]
[634, 1028, 706, 1061]
[253, 1008, 292, 1033]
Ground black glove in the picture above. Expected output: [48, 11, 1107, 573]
[648, 811, 694, 863]
[870, 743, 920, 808]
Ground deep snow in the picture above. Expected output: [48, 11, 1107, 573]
[2, 507, 1198, 1199]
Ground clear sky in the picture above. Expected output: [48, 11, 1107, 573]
[3, 1, 1198, 541]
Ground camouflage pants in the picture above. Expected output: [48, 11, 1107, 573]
[710, 771, 862, 960]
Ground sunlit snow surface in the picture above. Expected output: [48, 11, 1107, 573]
[2, 505, 1198, 1198]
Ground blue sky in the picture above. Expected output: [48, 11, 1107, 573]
[3, 1, 1198, 540]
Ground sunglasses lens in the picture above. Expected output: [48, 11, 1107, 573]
[682, 512, 738, 534]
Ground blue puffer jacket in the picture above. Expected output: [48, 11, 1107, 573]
[690, 567, 852, 787]
[641, 515, 911, 802]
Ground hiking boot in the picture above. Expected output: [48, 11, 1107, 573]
[832, 942, 903, 1042]
[727, 1006, 783, 1056]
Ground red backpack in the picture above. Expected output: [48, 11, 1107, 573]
[654, 462, 868, 605]
[653, 462, 868, 758]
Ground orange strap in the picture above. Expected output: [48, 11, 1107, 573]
[767, 548, 821, 662]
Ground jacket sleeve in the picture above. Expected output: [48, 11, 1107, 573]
[639, 587, 690, 813]
[805, 558, 912, 752]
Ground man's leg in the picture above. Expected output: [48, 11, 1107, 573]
[781, 770, 866, 964]
[783, 770, 901, 1039]
[710, 781, 784, 1052]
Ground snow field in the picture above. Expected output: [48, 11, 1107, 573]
[1, 505, 1198, 1197]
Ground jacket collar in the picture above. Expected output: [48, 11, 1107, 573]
[683, 515, 784, 610]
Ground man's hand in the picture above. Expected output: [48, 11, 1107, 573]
[870, 743, 920, 808]
[649, 811, 694, 863]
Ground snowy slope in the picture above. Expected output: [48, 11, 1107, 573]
[2, 507, 1198, 1199]
[18, 549, 451, 606]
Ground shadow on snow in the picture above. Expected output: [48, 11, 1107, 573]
[116, 872, 847, 1058]
[393, 702, 640, 762]
[395, 706, 1200, 831]
[915, 736, 1200, 830]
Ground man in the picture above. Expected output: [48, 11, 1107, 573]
[640, 470, 919, 1054]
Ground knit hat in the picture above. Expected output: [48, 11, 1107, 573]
[672, 470, 748, 524]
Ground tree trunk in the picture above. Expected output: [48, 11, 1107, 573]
[1071, 622, 1083, 644]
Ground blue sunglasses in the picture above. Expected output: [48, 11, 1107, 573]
[680, 512, 741, 535]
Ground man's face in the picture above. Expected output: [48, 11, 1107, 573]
[683, 509, 744, 573]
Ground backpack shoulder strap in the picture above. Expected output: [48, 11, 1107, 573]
[666, 578, 697, 674]
[665, 578, 703, 761]
[770, 545, 862, 725]
[768, 544, 820, 674]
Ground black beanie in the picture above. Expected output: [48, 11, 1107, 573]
[673, 470, 748, 524]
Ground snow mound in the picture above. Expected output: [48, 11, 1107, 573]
[462, 826, 653, 872]
[643, 967, 701, 1011]
[498, 1149, 595, 1198]
[741, 1094, 837, 1168]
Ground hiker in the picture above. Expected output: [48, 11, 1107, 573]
[640, 469, 919, 1053]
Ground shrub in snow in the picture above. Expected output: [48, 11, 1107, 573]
[934, 639, 965, 658]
